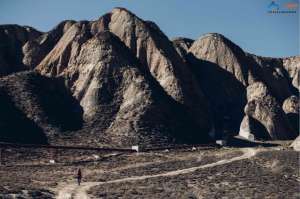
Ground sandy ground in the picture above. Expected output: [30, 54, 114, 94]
[56, 148, 259, 199]
[0, 143, 298, 199]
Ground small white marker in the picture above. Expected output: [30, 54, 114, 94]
[132, 145, 139, 152]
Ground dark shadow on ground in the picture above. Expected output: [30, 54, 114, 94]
[226, 137, 279, 148]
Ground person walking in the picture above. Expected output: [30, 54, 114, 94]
[77, 168, 82, 186]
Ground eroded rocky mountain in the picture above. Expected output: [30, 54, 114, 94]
[0, 8, 298, 146]
[186, 33, 298, 140]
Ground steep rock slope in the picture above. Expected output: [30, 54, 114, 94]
[188, 33, 298, 139]
[38, 30, 210, 146]
[105, 8, 212, 133]
[238, 115, 270, 140]
[0, 25, 41, 76]
[283, 56, 300, 91]
[189, 33, 249, 85]
[37, 8, 213, 137]
[172, 37, 194, 58]
[1, 8, 299, 145]
[188, 33, 247, 137]
[22, 20, 76, 69]
[282, 95, 299, 133]
[188, 33, 295, 101]
[245, 82, 296, 140]
[247, 54, 294, 102]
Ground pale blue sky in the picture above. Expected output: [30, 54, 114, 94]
[0, 0, 299, 57]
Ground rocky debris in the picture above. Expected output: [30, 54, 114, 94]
[245, 82, 296, 140]
[282, 95, 299, 133]
[0, 25, 41, 76]
[172, 37, 194, 58]
[0, 71, 83, 144]
[290, 136, 300, 151]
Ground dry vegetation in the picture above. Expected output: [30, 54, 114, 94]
[0, 143, 298, 198]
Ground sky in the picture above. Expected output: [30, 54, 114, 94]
[0, 0, 299, 57]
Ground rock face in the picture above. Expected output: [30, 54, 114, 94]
[22, 20, 76, 69]
[0, 25, 41, 76]
[0, 71, 83, 144]
[238, 116, 255, 140]
[0, 7, 299, 145]
[283, 95, 299, 133]
[188, 33, 247, 137]
[248, 54, 294, 102]
[105, 8, 212, 133]
[172, 37, 194, 58]
[187, 33, 298, 140]
[189, 33, 249, 85]
[36, 8, 213, 142]
[238, 115, 270, 140]
[37, 30, 211, 146]
[283, 56, 300, 91]
[283, 95, 299, 114]
[245, 82, 296, 140]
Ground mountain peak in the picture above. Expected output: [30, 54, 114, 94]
[0, 8, 298, 146]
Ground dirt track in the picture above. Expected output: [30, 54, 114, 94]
[57, 148, 259, 199]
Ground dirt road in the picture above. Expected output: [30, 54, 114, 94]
[57, 148, 259, 199]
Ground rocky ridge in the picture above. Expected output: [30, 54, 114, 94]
[0, 8, 298, 146]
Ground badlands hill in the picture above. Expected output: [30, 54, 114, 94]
[0, 8, 298, 147]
